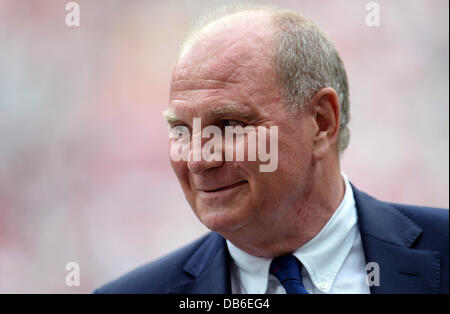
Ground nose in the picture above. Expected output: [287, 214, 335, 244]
[187, 148, 224, 174]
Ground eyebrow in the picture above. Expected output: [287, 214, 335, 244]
[207, 104, 250, 118]
[162, 104, 253, 126]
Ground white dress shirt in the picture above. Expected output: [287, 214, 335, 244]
[226, 173, 370, 294]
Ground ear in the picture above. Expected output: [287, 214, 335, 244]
[310, 87, 340, 161]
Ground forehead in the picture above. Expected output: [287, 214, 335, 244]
[169, 13, 279, 118]
[174, 11, 276, 82]
[168, 82, 265, 122]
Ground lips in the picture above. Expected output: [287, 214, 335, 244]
[198, 181, 247, 193]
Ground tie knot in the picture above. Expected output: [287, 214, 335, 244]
[269, 254, 309, 294]
[270, 254, 302, 283]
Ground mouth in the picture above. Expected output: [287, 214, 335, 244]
[200, 181, 247, 192]
[197, 181, 248, 198]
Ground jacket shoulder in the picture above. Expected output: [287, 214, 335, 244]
[94, 233, 212, 294]
[390, 203, 449, 244]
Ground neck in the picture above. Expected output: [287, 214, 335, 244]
[221, 158, 345, 258]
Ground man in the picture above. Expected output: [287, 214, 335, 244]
[95, 5, 448, 294]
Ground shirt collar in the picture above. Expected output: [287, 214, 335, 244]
[226, 173, 358, 294]
[226, 240, 272, 294]
[293, 172, 358, 292]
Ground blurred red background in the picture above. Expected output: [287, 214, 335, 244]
[0, 0, 448, 293]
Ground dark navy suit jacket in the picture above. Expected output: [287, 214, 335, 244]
[95, 187, 449, 294]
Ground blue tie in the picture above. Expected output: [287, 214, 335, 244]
[270, 254, 309, 294]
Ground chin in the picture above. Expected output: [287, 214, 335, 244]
[196, 205, 253, 233]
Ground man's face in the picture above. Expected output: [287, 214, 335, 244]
[167, 21, 316, 235]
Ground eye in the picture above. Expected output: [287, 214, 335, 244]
[220, 119, 244, 127]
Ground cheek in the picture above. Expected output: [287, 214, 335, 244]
[281, 119, 314, 163]
[262, 130, 312, 193]
[170, 159, 190, 187]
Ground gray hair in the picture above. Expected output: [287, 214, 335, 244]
[180, 4, 351, 152]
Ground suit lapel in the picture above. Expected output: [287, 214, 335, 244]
[353, 186, 441, 293]
[168, 232, 231, 294]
